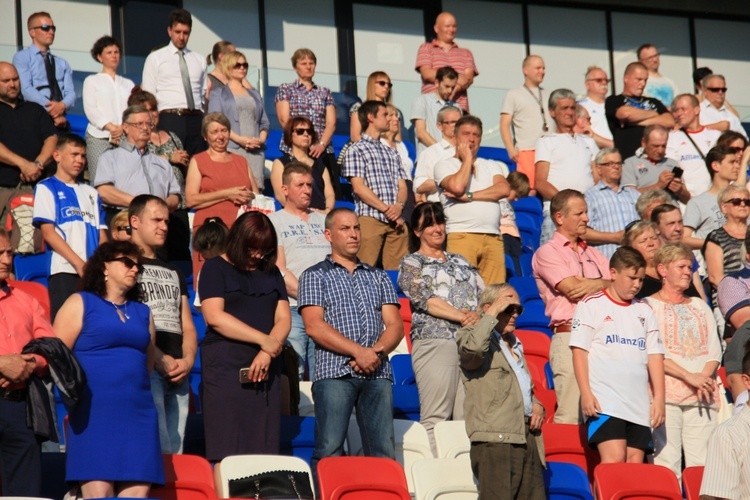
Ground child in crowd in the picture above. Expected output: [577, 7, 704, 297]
[500, 170, 530, 276]
[191, 217, 228, 309]
[570, 246, 666, 463]
[109, 210, 131, 242]
[32, 133, 107, 320]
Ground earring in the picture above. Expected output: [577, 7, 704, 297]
[104, 274, 108, 282]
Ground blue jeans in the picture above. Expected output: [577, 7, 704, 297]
[287, 306, 315, 380]
[311, 377, 395, 485]
[150, 371, 190, 454]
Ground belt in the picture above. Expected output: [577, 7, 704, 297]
[553, 324, 572, 333]
[161, 108, 203, 116]
[1, 388, 27, 401]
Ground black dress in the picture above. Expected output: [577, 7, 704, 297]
[278, 153, 327, 210]
[198, 256, 288, 461]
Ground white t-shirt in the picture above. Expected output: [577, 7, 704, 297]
[535, 132, 598, 198]
[666, 127, 720, 197]
[569, 290, 664, 427]
[578, 97, 613, 140]
[414, 139, 454, 203]
[700, 100, 749, 139]
[434, 157, 505, 235]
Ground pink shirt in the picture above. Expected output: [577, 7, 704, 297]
[532, 231, 611, 326]
[415, 40, 478, 112]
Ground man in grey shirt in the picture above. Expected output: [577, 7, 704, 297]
[268, 162, 331, 380]
[411, 66, 458, 156]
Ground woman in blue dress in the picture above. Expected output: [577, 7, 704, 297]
[55, 241, 163, 498]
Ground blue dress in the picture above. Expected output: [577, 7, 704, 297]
[65, 292, 164, 485]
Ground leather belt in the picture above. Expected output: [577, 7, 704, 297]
[1, 388, 27, 401]
[161, 108, 203, 116]
[553, 324, 572, 333]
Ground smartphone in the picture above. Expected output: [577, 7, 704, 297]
[672, 167, 684, 179]
[239, 367, 250, 384]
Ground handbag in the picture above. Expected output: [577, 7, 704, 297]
[228, 470, 314, 499]
[237, 194, 277, 218]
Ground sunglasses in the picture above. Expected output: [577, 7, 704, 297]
[725, 198, 750, 207]
[706, 87, 728, 93]
[503, 304, 524, 316]
[293, 128, 312, 136]
[115, 225, 130, 232]
[33, 24, 57, 32]
[730, 147, 746, 155]
[375, 80, 393, 89]
[586, 78, 610, 84]
[233, 62, 249, 70]
[108, 256, 144, 273]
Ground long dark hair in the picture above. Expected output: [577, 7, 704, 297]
[225, 211, 278, 272]
[80, 241, 144, 302]
[408, 202, 447, 253]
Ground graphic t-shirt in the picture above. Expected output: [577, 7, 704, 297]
[139, 257, 188, 358]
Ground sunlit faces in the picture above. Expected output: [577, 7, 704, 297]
[703, 76, 728, 109]
[610, 265, 645, 302]
[436, 77, 457, 101]
[97, 44, 121, 71]
[659, 258, 693, 292]
[434, 13, 457, 44]
[495, 289, 522, 334]
[623, 67, 648, 97]
[713, 153, 740, 182]
[550, 98, 576, 129]
[282, 172, 313, 210]
[325, 211, 361, 258]
[630, 227, 660, 263]
[437, 110, 462, 140]
[167, 22, 191, 50]
[131, 200, 169, 249]
[0, 64, 21, 102]
[123, 111, 152, 144]
[638, 46, 660, 72]
[655, 209, 684, 244]
[455, 123, 481, 155]
[556, 197, 589, 238]
[203, 121, 229, 151]
[414, 218, 446, 249]
[671, 96, 700, 128]
[595, 153, 623, 186]
[523, 57, 545, 86]
[30, 16, 56, 48]
[294, 56, 316, 80]
[0, 235, 12, 282]
[53, 144, 87, 180]
[105, 253, 142, 289]
[584, 68, 610, 98]
[368, 105, 390, 133]
[643, 130, 668, 162]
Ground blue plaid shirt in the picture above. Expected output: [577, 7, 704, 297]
[584, 180, 640, 258]
[274, 80, 334, 155]
[342, 134, 407, 223]
[298, 256, 399, 382]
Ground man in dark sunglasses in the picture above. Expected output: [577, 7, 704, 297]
[699, 74, 748, 140]
[12, 11, 75, 130]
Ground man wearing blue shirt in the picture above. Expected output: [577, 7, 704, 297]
[12, 12, 75, 129]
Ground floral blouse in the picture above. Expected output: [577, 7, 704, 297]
[398, 252, 484, 341]
[148, 131, 187, 210]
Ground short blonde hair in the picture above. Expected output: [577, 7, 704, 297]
[220, 50, 245, 79]
[653, 243, 693, 270]
[719, 185, 750, 205]
[622, 220, 657, 247]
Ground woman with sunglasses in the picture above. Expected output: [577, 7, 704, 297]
[55, 241, 163, 498]
[717, 130, 750, 187]
[270, 116, 335, 212]
[349, 71, 400, 142]
[207, 50, 269, 189]
[397, 202, 483, 454]
[199, 211, 290, 461]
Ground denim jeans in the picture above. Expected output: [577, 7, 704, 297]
[150, 371, 190, 454]
[287, 306, 315, 380]
[311, 377, 395, 484]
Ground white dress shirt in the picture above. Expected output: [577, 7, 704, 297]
[700, 100, 748, 139]
[82, 73, 135, 139]
[141, 41, 207, 111]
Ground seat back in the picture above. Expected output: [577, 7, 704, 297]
[215, 455, 313, 498]
[317, 456, 410, 500]
[594, 463, 682, 500]
[514, 329, 551, 359]
[280, 415, 316, 465]
[511, 196, 543, 218]
[433, 421, 470, 459]
[398, 297, 413, 353]
[508, 277, 543, 306]
[13, 252, 51, 286]
[682, 466, 704, 500]
[8, 280, 51, 321]
[411, 458, 478, 500]
[534, 387, 557, 423]
[151, 454, 216, 500]
[391, 354, 416, 386]
[542, 423, 599, 482]
[544, 461, 594, 500]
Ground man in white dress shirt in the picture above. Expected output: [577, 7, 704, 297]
[413, 105, 462, 203]
[577, 66, 614, 149]
[699, 74, 748, 140]
[141, 8, 207, 155]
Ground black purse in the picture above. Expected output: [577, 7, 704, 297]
[228, 470, 315, 499]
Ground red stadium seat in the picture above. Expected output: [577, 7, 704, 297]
[594, 463, 682, 500]
[682, 465, 704, 500]
[398, 297, 412, 353]
[543, 423, 600, 484]
[534, 387, 557, 423]
[317, 456, 410, 500]
[150, 454, 216, 500]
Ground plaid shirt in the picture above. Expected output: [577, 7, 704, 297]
[298, 256, 399, 382]
[342, 133, 407, 223]
[274, 80, 334, 154]
[583, 181, 640, 258]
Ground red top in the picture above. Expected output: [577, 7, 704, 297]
[192, 151, 252, 230]
[415, 39, 478, 112]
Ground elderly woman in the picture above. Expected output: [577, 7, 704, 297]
[398, 202, 483, 454]
[55, 241, 163, 498]
[82, 36, 134, 181]
[350, 71, 399, 142]
[645, 243, 721, 483]
[199, 211, 290, 461]
[270, 116, 335, 212]
[207, 50, 269, 189]
[185, 113, 258, 279]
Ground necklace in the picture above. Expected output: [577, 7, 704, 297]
[106, 299, 130, 322]
[523, 84, 549, 132]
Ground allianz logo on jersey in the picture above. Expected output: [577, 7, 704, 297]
[605, 334, 647, 351]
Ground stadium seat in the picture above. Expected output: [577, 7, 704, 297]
[280, 415, 316, 465]
[386, 269, 402, 295]
[392, 384, 420, 421]
[214, 455, 313, 498]
[544, 461, 594, 500]
[682, 465, 704, 500]
[391, 354, 416, 386]
[317, 456, 410, 500]
[545, 361, 555, 390]
[511, 196, 543, 219]
[9, 280, 50, 320]
[398, 297, 413, 353]
[508, 277, 542, 306]
[151, 454, 216, 500]
[13, 251, 51, 286]
[542, 423, 600, 483]
[298, 380, 314, 416]
[433, 420, 470, 459]
[593, 463, 681, 500]
[534, 387, 557, 423]
[515, 210, 541, 233]
[334, 200, 355, 210]
[515, 302, 552, 333]
[411, 457, 477, 500]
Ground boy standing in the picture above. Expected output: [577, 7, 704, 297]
[570, 246, 665, 463]
[33, 133, 106, 318]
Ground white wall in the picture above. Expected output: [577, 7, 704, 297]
[0, 0, 17, 62]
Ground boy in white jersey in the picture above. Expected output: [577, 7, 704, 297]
[33, 134, 106, 319]
[570, 246, 666, 463]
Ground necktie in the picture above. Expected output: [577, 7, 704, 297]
[42, 52, 63, 102]
[178, 50, 195, 110]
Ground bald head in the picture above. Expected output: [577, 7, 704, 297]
[522, 55, 545, 86]
[0, 63, 21, 105]
[434, 12, 457, 44]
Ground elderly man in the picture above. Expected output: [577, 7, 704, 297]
[667, 94, 720, 197]
[622, 125, 689, 204]
[583, 148, 640, 258]
[638, 43, 678, 108]
[415, 12, 477, 113]
[500, 55, 552, 187]
[12, 11, 75, 129]
[457, 283, 545, 500]
[94, 105, 181, 224]
[577, 66, 614, 148]
[605, 62, 675, 159]
[411, 66, 458, 156]
[269, 162, 331, 380]
[435, 115, 510, 285]
[534, 88, 599, 243]
[636, 189, 673, 221]
[532, 189, 611, 424]
[699, 74, 748, 139]
[414, 105, 462, 204]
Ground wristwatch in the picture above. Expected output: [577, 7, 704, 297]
[466, 191, 474, 201]
[377, 351, 388, 363]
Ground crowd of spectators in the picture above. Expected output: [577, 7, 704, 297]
[2, 5, 750, 499]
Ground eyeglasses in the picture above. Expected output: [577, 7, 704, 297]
[125, 121, 153, 129]
[115, 225, 130, 232]
[108, 256, 144, 273]
[503, 304, 524, 316]
[375, 81, 393, 89]
[293, 128, 312, 136]
[233, 62, 249, 70]
[724, 198, 750, 207]
[598, 161, 623, 168]
[586, 78, 610, 84]
[706, 87, 728, 93]
[730, 147, 746, 155]
[32, 24, 57, 32]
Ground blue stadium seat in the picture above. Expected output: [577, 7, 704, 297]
[392, 385, 420, 422]
[516, 302, 552, 334]
[385, 269, 403, 296]
[545, 361, 555, 390]
[280, 415, 316, 465]
[508, 277, 542, 305]
[478, 146, 515, 170]
[518, 224, 541, 252]
[391, 354, 416, 386]
[67, 114, 88, 138]
[544, 462, 594, 500]
[511, 196, 543, 218]
[334, 200, 355, 210]
[13, 251, 51, 286]
[515, 211, 541, 233]
[519, 253, 534, 277]
[265, 129, 284, 161]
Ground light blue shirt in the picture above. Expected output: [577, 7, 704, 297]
[497, 331, 533, 417]
[12, 45, 76, 109]
[584, 180, 640, 258]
